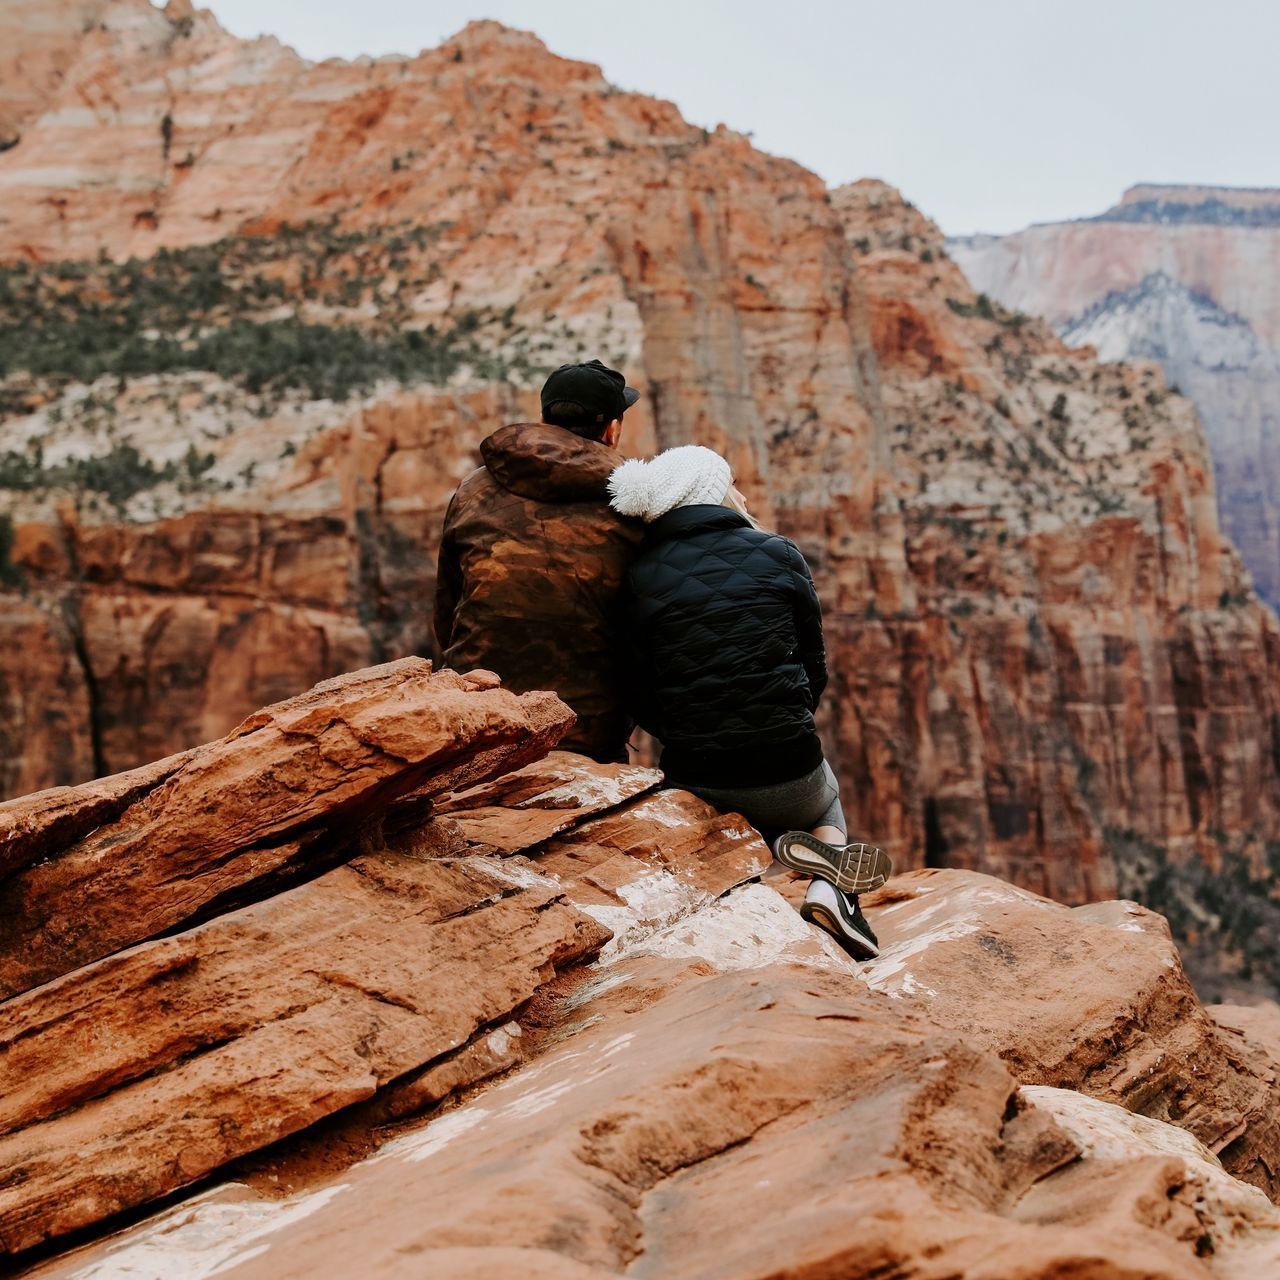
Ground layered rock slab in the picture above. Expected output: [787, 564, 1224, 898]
[371, 764, 772, 1113]
[395, 753, 772, 959]
[0, 658, 571, 998]
[427, 750, 664, 854]
[0, 845, 609, 1256]
[32, 954, 1260, 1280]
[0, 745, 194, 878]
[861, 868, 1280, 1197]
[1024, 1085, 1280, 1275]
[0, 751, 769, 1259]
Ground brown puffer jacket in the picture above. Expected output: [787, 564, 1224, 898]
[433, 422, 644, 761]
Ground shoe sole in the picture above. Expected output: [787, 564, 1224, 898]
[773, 835, 893, 893]
[800, 901, 880, 960]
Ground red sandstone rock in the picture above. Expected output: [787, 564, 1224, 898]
[0, 747, 768, 1259]
[0, 596, 96, 801]
[859, 868, 1280, 1197]
[834, 180, 1280, 912]
[426, 750, 663, 855]
[1211, 1002, 1280, 1072]
[0, 847, 608, 1255]
[9, 810, 1279, 1280]
[0, 746, 193, 878]
[524, 788, 773, 959]
[0, 658, 572, 998]
[30, 958, 1259, 1280]
[0, 0, 104, 152]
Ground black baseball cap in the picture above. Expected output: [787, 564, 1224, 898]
[540, 359, 640, 425]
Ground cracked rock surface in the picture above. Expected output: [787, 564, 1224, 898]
[6, 724, 1278, 1279]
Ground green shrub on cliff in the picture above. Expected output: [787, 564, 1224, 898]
[0, 513, 20, 588]
[0, 444, 174, 510]
[0, 313, 492, 403]
[0, 220, 525, 410]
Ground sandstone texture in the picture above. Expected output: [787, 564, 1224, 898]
[7, 728, 1276, 1278]
[858, 869, 1280, 1197]
[0, 657, 571, 997]
[0, 742, 193, 876]
[0, 6, 1277, 999]
[951, 184, 1280, 614]
[0, 847, 606, 1254]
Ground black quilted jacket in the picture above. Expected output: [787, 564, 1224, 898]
[622, 505, 828, 787]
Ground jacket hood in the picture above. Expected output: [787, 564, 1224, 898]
[481, 423, 623, 502]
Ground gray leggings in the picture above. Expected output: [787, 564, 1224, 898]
[679, 760, 846, 839]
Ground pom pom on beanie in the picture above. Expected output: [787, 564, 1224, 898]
[607, 445, 732, 522]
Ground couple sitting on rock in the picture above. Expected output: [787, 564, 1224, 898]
[434, 359, 889, 959]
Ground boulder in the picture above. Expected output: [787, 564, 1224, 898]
[859, 868, 1280, 1197]
[0, 658, 571, 998]
[1024, 1085, 1280, 1276]
[0, 847, 608, 1255]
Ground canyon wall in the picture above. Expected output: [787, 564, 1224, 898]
[1, 2, 1279, 994]
[951, 184, 1280, 614]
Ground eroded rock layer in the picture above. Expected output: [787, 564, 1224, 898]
[6, 728, 1277, 1279]
[0, 5, 1277, 995]
[0, 658, 571, 997]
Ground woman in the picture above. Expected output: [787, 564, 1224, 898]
[608, 445, 890, 959]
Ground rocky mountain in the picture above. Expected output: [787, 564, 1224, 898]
[950, 185, 1280, 614]
[1, 2, 1279, 997]
[2, 664, 1279, 1277]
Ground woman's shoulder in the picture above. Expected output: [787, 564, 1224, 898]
[740, 526, 806, 561]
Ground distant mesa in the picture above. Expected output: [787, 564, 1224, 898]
[1091, 184, 1280, 229]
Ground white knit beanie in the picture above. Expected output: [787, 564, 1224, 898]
[607, 445, 733, 522]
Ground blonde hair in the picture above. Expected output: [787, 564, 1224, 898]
[721, 484, 762, 529]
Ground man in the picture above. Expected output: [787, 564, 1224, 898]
[434, 360, 644, 761]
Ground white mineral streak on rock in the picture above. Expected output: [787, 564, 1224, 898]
[460, 854, 559, 892]
[603, 884, 857, 976]
[1022, 1085, 1280, 1275]
[859, 879, 1044, 998]
[392, 1044, 626, 1153]
[64, 1184, 348, 1280]
[899, 972, 939, 998]
[518, 767, 660, 811]
[577, 868, 708, 961]
[559, 966, 637, 1012]
[634, 790, 705, 829]
[385, 1105, 492, 1165]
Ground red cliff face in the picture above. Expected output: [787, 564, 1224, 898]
[1, 6, 1278, 994]
[838, 183, 1280, 995]
[951, 184, 1280, 615]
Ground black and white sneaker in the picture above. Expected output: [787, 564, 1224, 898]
[772, 832, 892, 893]
[800, 879, 880, 960]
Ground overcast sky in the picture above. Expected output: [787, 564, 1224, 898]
[199, 0, 1279, 236]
